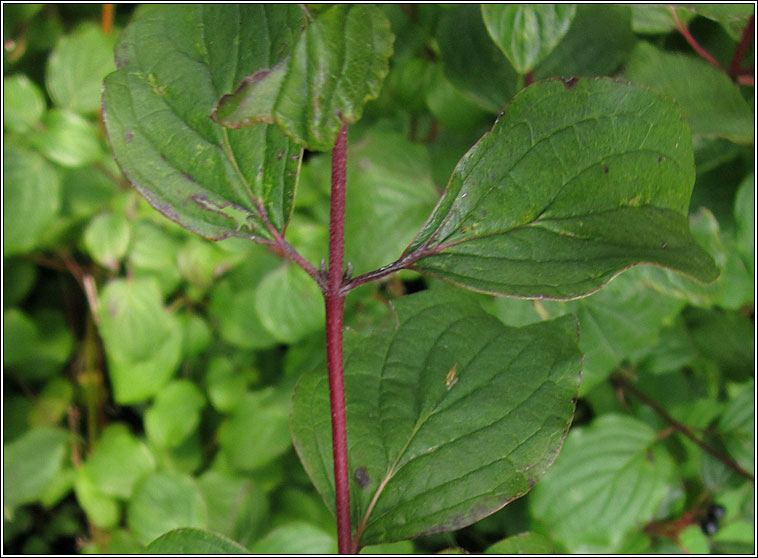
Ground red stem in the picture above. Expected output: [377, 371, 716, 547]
[672, 8, 723, 71]
[729, 14, 754, 77]
[326, 123, 352, 553]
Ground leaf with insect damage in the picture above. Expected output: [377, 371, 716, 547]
[103, 5, 305, 242]
[291, 290, 581, 546]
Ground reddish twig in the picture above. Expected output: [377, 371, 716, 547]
[326, 123, 352, 554]
[101, 4, 114, 35]
[671, 8, 723, 71]
[611, 374, 754, 483]
[729, 14, 754, 77]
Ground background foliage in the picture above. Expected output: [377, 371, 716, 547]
[3, 4, 754, 554]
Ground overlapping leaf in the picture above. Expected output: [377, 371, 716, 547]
[291, 291, 581, 546]
[212, 4, 394, 152]
[103, 5, 304, 241]
[405, 78, 718, 299]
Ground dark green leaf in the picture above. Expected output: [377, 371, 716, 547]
[3, 427, 69, 517]
[692, 4, 755, 40]
[482, 4, 576, 74]
[46, 23, 116, 114]
[292, 290, 581, 546]
[718, 386, 754, 473]
[531, 415, 674, 552]
[436, 5, 519, 112]
[534, 5, 636, 79]
[103, 5, 304, 241]
[213, 5, 394, 152]
[128, 472, 207, 545]
[408, 78, 718, 299]
[145, 528, 248, 554]
[3, 145, 60, 256]
[631, 5, 694, 34]
[625, 42, 753, 144]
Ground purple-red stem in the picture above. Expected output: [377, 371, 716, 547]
[326, 123, 352, 554]
[729, 14, 754, 78]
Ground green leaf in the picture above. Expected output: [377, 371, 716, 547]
[145, 528, 248, 554]
[486, 271, 685, 394]
[84, 423, 156, 499]
[436, 5, 519, 112]
[691, 4, 755, 40]
[717, 385, 754, 472]
[219, 388, 292, 471]
[103, 5, 304, 241]
[734, 173, 754, 275]
[344, 132, 439, 274]
[424, 64, 492, 131]
[249, 522, 337, 555]
[127, 221, 184, 296]
[292, 290, 581, 546]
[3, 145, 61, 256]
[144, 380, 205, 449]
[625, 42, 753, 144]
[531, 415, 674, 553]
[74, 466, 121, 529]
[485, 532, 557, 554]
[28, 378, 74, 427]
[3, 308, 74, 382]
[205, 357, 255, 413]
[255, 264, 325, 344]
[533, 5, 636, 80]
[3, 427, 69, 518]
[213, 5, 394, 152]
[631, 5, 695, 34]
[82, 212, 131, 271]
[97, 278, 182, 404]
[407, 78, 718, 299]
[127, 472, 207, 545]
[197, 471, 268, 546]
[46, 23, 116, 114]
[29, 109, 103, 167]
[3, 74, 46, 132]
[482, 4, 576, 74]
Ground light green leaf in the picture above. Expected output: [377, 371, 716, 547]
[485, 532, 557, 554]
[531, 415, 675, 553]
[3, 427, 69, 518]
[534, 5, 636, 79]
[145, 528, 248, 554]
[46, 23, 116, 114]
[482, 4, 576, 74]
[3, 74, 46, 132]
[128, 472, 207, 545]
[213, 5, 393, 152]
[28, 378, 74, 427]
[250, 522, 337, 555]
[631, 5, 695, 34]
[3, 145, 61, 256]
[734, 173, 754, 275]
[127, 220, 183, 296]
[255, 264, 325, 344]
[144, 380, 205, 449]
[85, 423, 156, 499]
[197, 471, 268, 546]
[292, 290, 581, 546]
[219, 388, 292, 471]
[205, 357, 256, 413]
[436, 5, 519, 112]
[97, 278, 182, 404]
[691, 4, 755, 40]
[103, 5, 304, 241]
[625, 42, 753, 144]
[29, 109, 103, 167]
[407, 78, 718, 299]
[424, 64, 492, 131]
[83, 213, 131, 271]
[74, 466, 121, 529]
[718, 385, 754, 472]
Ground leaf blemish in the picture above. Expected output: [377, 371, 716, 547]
[445, 364, 458, 390]
[603, 166, 609, 174]
[124, 130, 134, 143]
[354, 466, 370, 488]
[562, 76, 579, 89]
[277, 149, 285, 160]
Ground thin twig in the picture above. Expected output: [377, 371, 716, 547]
[729, 14, 754, 77]
[611, 373, 754, 483]
[671, 7, 723, 71]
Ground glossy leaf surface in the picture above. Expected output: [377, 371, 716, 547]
[407, 78, 718, 299]
[482, 4, 576, 74]
[292, 291, 581, 545]
[213, 5, 393, 152]
[103, 5, 304, 241]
